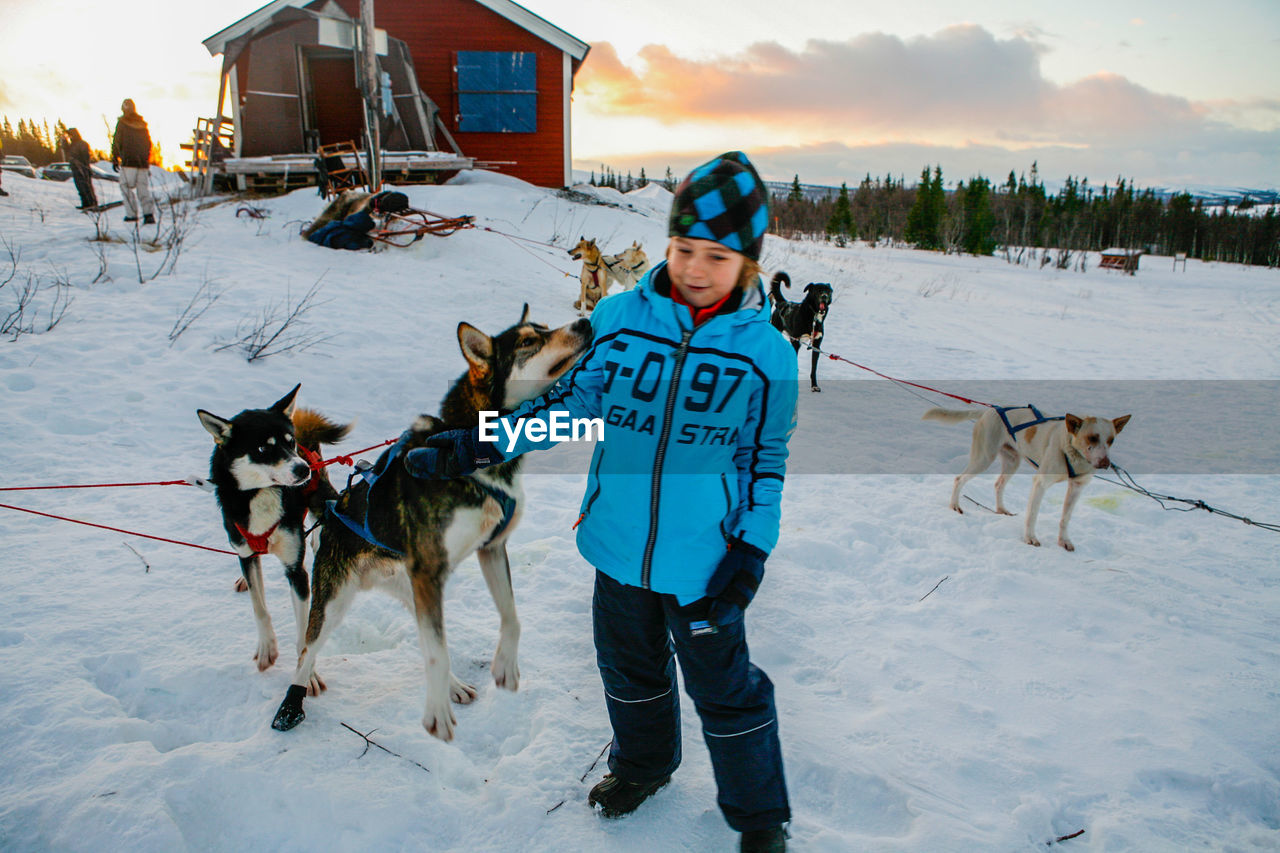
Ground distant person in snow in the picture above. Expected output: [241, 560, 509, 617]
[111, 99, 155, 225]
[303, 189, 409, 250]
[0, 137, 8, 197]
[60, 128, 97, 210]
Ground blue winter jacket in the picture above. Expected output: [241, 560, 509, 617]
[496, 262, 798, 602]
[307, 210, 375, 250]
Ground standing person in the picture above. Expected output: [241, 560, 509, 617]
[111, 99, 155, 224]
[413, 152, 796, 852]
[61, 128, 97, 209]
[0, 136, 8, 197]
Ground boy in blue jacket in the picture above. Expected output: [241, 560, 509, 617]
[416, 152, 796, 852]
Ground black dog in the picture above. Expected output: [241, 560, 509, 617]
[769, 272, 833, 392]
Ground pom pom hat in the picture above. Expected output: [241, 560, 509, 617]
[667, 151, 769, 261]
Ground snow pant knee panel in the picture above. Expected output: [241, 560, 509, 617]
[593, 570, 681, 784]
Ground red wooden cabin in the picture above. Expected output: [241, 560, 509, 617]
[203, 0, 589, 188]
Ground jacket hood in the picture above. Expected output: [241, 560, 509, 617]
[119, 114, 148, 128]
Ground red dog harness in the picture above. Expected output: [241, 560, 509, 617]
[234, 520, 280, 556]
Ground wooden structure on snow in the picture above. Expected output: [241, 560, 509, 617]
[196, 0, 588, 193]
[1099, 248, 1141, 274]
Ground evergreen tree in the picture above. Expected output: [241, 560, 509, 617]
[905, 166, 942, 249]
[638, 167, 647, 188]
[961, 176, 996, 255]
[826, 182, 854, 245]
[788, 174, 803, 203]
[664, 166, 676, 191]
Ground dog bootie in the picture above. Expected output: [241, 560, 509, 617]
[740, 825, 788, 852]
[587, 773, 671, 818]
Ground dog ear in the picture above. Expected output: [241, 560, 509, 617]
[518, 303, 530, 325]
[270, 384, 301, 418]
[458, 322, 493, 367]
[1112, 414, 1132, 434]
[197, 409, 233, 445]
[1064, 413, 1083, 434]
[804, 283, 816, 293]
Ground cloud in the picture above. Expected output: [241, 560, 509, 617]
[575, 25, 1272, 159]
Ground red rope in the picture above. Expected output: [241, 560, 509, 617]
[0, 479, 193, 492]
[780, 332, 992, 407]
[0, 501, 236, 555]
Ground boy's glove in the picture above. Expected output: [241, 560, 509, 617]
[705, 538, 768, 627]
[403, 427, 503, 480]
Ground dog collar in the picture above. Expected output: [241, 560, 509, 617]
[234, 520, 279, 555]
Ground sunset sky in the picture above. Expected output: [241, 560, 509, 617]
[2, 0, 1276, 190]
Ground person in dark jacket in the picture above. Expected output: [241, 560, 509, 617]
[0, 137, 8, 197]
[304, 190, 409, 250]
[111, 99, 155, 224]
[409, 153, 796, 853]
[60, 128, 97, 209]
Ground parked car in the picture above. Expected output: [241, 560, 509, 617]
[40, 162, 74, 181]
[2, 155, 38, 179]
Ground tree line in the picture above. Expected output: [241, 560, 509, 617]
[1, 116, 163, 168]
[769, 163, 1280, 268]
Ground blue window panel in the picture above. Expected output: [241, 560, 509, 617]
[458, 93, 537, 133]
[457, 51, 536, 94]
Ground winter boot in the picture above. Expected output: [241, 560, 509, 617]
[740, 825, 788, 852]
[124, 215, 138, 223]
[0, 188, 9, 196]
[587, 773, 671, 818]
[143, 214, 155, 225]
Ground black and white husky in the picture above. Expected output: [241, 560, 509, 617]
[271, 307, 592, 741]
[197, 385, 351, 689]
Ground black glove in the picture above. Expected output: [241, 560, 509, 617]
[705, 538, 768, 626]
[403, 427, 503, 479]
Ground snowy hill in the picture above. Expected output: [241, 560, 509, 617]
[0, 167, 1277, 852]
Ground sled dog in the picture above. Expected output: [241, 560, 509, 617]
[271, 306, 593, 741]
[602, 241, 651, 291]
[923, 405, 1131, 551]
[768, 272, 833, 392]
[197, 386, 351, 684]
[569, 237, 619, 312]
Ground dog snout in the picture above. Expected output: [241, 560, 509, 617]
[291, 461, 311, 480]
[1096, 457, 1110, 470]
[571, 317, 592, 337]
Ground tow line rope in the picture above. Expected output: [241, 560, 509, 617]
[779, 332, 1277, 534]
[0, 437, 402, 553]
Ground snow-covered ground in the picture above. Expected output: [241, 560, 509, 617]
[0, 168, 1277, 852]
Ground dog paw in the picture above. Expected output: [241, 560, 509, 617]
[997, 508, 1015, 516]
[950, 504, 963, 514]
[234, 576, 249, 593]
[254, 637, 279, 671]
[306, 672, 327, 696]
[1024, 535, 1041, 547]
[1059, 538, 1075, 552]
[422, 703, 457, 741]
[492, 648, 520, 692]
[449, 673, 477, 705]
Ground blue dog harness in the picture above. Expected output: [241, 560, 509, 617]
[327, 431, 517, 557]
[993, 405, 1081, 478]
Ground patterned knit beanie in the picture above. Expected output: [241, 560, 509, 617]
[668, 151, 769, 260]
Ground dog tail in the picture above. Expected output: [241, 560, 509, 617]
[294, 408, 354, 449]
[769, 271, 790, 304]
[922, 407, 983, 424]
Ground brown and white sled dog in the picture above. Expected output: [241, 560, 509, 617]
[602, 241, 651, 291]
[568, 237, 618, 312]
[923, 406, 1131, 551]
[197, 385, 351, 682]
[271, 307, 593, 741]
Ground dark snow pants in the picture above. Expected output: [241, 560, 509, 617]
[592, 570, 790, 832]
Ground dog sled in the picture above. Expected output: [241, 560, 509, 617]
[371, 208, 475, 247]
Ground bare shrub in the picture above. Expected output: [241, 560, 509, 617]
[169, 267, 225, 345]
[214, 279, 332, 362]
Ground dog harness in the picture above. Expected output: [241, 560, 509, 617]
[993, 405, 1081, 477]
[234, 520, 279, 556]
[326, 431, 517, 557]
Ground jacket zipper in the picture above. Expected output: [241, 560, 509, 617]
[640, 327, 693, 588]
[574, 446, 607, 529]
[718, 472, 732, 541]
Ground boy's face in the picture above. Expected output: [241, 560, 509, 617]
[666, 237, 744, 308]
